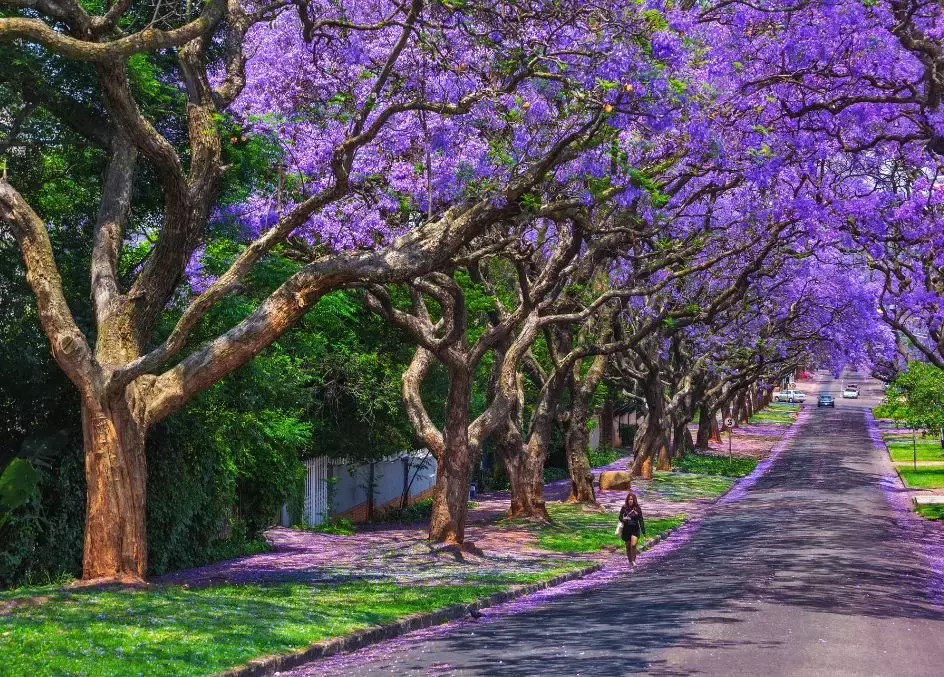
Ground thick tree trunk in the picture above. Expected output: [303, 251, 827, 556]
[564, 417, 596, 503]
[696, 407, 713, 449]
[80, 391, 148, 583]
[600, 399, 614, 448]
[632, 366, 669, 477]
[671, 417, 693, 458]
[562, 352, 605, 504]
[709, 411, 722, 443]
[428, 370, 475, 544]
[502, 440, 550, 520]
[631, 415, 667, 478]
[428, 438, 475, 543]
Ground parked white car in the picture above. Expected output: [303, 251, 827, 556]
[775, 390, 807, 403]
[842, 385, 859, 399]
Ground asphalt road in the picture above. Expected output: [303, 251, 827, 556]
[300, 375, 944, 676]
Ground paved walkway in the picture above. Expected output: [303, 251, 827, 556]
[161, 423, 788, 589]
[288, 389, 944, 675]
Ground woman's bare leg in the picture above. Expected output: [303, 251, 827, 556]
[624, 540, 633, 564]
[629, 534, 639, 565]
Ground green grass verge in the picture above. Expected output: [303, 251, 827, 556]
[749, 405, 797, 424]
[463, 562, 592, 585]
[674, 453, 758, 477]
[897, 467, 944, 489]
[503, 503, 685, 554]
[649, 471, 735, 500]
[0, 580, 506, 676]
[885, 437, 944, 463]
[915, 504, 944, 520]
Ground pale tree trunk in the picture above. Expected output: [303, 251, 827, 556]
[428, 367, 475, 544]
[502, 439, 550, 520]
[631, 413, 668, 478]
[562, 351, 606, 503]
[709, 412, 723, 442]
[428, 437, 477, 544]
[81, 391, 148, 582]
[564, 420, 596, 503]
[632, 367, 669, 476]
[498, 367, 552, 521]
[671, 416, 693, 459]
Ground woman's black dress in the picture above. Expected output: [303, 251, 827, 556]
[618, 504, 646, 541]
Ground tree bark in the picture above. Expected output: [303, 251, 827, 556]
[671, 416, 693, 459]
[428, 437, 476, 543]
[562, 351, 606, 503]
[709, 412, 722, 443]
[632, 366, 669, 477]
[564, 420, 596, 503]
[631, 414, 668, 478]
[80, 389, 148, 582]
[600, 399, 614, 448]
[696, 407, 714, 450]
[427, 367, 475, 543]
[501, 439, 550, 520]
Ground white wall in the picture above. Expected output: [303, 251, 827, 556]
[295, 452, 437, 526]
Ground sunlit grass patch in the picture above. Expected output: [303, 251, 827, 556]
[898, 467, 944, 489]
[749, 404, 797, 424]
[462, 562, 590, 585]
[649, 472, 735, 500]
[885, 437, 944, 463]
[674, 453, 758, 477]
[915, 504, 944, 520]
[0, 580, 504, 676]
[500, 503, 685, 554]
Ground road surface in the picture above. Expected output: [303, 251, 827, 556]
[295, 375, 944, 676]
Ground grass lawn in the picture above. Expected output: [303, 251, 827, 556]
[885, 437, 944, 463]
[915, 504, 944, 520]
[649, 471, 735, 500]
[897, 467, 944, 489]
[674, 452, 758, 477]
[749, 403, 797, 425]
[0, 580, 511, 676]
[508, 503, 685, 554]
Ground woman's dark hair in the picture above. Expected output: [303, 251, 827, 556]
[624, 492, 639, 510]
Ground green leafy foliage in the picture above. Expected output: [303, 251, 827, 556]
[586, 446, 625, 469]
[875, 361, 944, 430]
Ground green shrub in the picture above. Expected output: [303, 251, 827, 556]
[586, 446, 624, 468]
[544, 467, 570, 482]
[309, 517, 357, 535]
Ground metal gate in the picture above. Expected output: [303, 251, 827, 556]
[304, 456, 329, 525]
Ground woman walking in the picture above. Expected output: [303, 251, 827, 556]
[619, 491, 646, 566]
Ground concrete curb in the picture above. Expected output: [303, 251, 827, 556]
[217, 562, 602, 677]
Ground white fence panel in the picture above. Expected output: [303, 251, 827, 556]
[304, 456, 329, 526]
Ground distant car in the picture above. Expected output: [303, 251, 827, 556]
[842, 385, 859, 399]
[775, 390, 807, 403]
[817, 394, 835, 407]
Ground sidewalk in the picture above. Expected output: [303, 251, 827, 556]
[160, 416, 796, 591]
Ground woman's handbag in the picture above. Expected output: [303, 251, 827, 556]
[615, 520, 624, 537]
